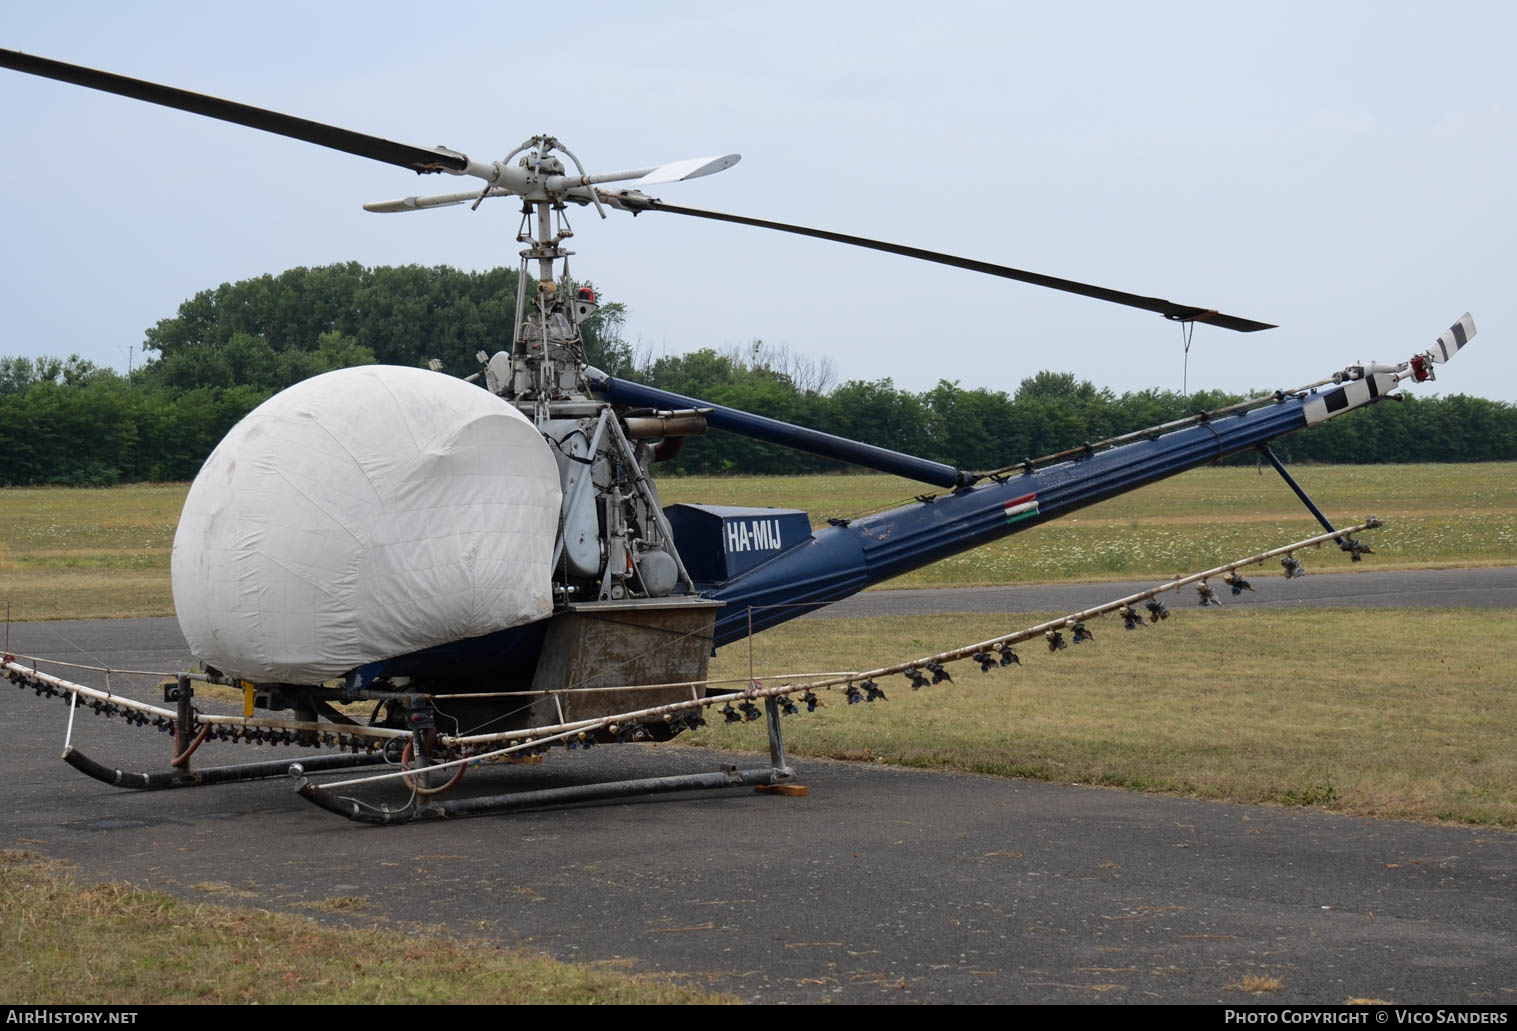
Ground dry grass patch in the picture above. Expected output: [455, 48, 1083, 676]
[299, 895, 373, 914]
[691, 607, 1517, 827]
[0, 850, 731, 1005]
[190, 880, 258, 899]
[0, 569, 175, 621]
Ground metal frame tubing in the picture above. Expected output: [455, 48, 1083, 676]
[1258, 444, 1340, 539]
[588, 371, 966, 488]
[173, 673, 195, 779]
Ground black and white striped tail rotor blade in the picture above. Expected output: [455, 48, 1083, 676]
[1430, 313, 1476, 364]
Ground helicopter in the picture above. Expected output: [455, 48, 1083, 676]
[0, 48, 1478, 822]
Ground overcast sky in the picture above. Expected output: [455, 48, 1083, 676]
[4, 1, 1513, 404]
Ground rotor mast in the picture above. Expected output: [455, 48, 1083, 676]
[488, 136, 604, 409]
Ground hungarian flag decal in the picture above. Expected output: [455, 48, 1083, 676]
[1003, 492, 1039, 525]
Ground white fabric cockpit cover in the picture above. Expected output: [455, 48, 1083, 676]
[172, 365, 562, 683]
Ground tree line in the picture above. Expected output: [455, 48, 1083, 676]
[634, 350, 1517, 475]
[1, 263, 1513, 486]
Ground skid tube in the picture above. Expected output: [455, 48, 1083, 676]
[17, 664, 395, 790]
[63, 746, 388, 790]
[297, 697, 798, 824]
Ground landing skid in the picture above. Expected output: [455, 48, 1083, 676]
[296, 696, 800, 824]
[62, 746, 386, 790]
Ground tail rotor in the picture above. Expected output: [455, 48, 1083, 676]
[1409, 313, 1477, 382]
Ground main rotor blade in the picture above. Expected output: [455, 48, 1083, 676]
[0, 48, 469, 175]
[619, 197, 1276, 333]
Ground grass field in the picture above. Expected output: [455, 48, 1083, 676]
[0, 850, 730, 1005]
[662, 463, 1517, 586]
[688, 607, 1517, 827]
[2, 464, 1513, 620]
[0, 483, 180, 621]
